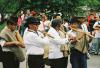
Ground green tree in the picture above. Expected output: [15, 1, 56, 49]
[0, 0, 100, 17]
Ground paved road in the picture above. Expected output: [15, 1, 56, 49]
[87, 55, 100, 68]
[0, 55, 100, 68]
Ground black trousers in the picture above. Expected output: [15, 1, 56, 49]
[49, 57, 68, 68]
[28, 55, 45, 68]
[2, 52, 19, 68]
[70, 49, 87, 68]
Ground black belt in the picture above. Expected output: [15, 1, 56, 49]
[28, 54, 44, 58]
[28, 54, 43, 56]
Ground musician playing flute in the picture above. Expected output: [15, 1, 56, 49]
[23, 17, 51, 68]
[67, 17, 92, 68]
[47, 19, 69, 68]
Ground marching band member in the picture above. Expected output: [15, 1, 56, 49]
[68, 17, 92, 68]
[23, 17, 50, 68]
[47, 19, 69, 68]
[0, 16, 25, 68]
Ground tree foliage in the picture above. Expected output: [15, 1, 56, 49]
[0, 0, 100, 17]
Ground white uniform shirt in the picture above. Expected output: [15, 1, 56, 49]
[47, 27, 68, 59]
[23, 29, 50, 55]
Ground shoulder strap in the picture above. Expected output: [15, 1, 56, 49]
[82, 35, 88, 53]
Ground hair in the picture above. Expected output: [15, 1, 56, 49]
[63, 18, 68, 22]
[25, 17, 40, 27]
[51, 19, 61, 28]
[6, 16, 18, 25]
[89, 14, 94, 16]
[69, 17, 79, 24]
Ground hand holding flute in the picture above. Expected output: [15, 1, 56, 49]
[70, 27, 94, 38]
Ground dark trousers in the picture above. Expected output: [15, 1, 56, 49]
[70, 49, 87, 68]
[63, 57, 68, 68]
[49, 57, 68, 68]
[93, 38, 100, 54]
[2, 52, 19, 68]
[28, 55, 45, 68]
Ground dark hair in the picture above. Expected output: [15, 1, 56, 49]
[63, 19, 68, 22]
[89, 14, 94, 16]
[69, 17, 79, 24]
[7, 16, 18, 25]
[51, 19, 61, 28]
[25, 17, 40, 27]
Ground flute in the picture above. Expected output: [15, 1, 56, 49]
[70, 27, 94, 38]
[38, 30, 54, 38]
[43, 32, 54, 38]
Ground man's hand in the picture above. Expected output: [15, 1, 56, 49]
[69, 36, 77, 43]
[14, 41, 25, 48]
